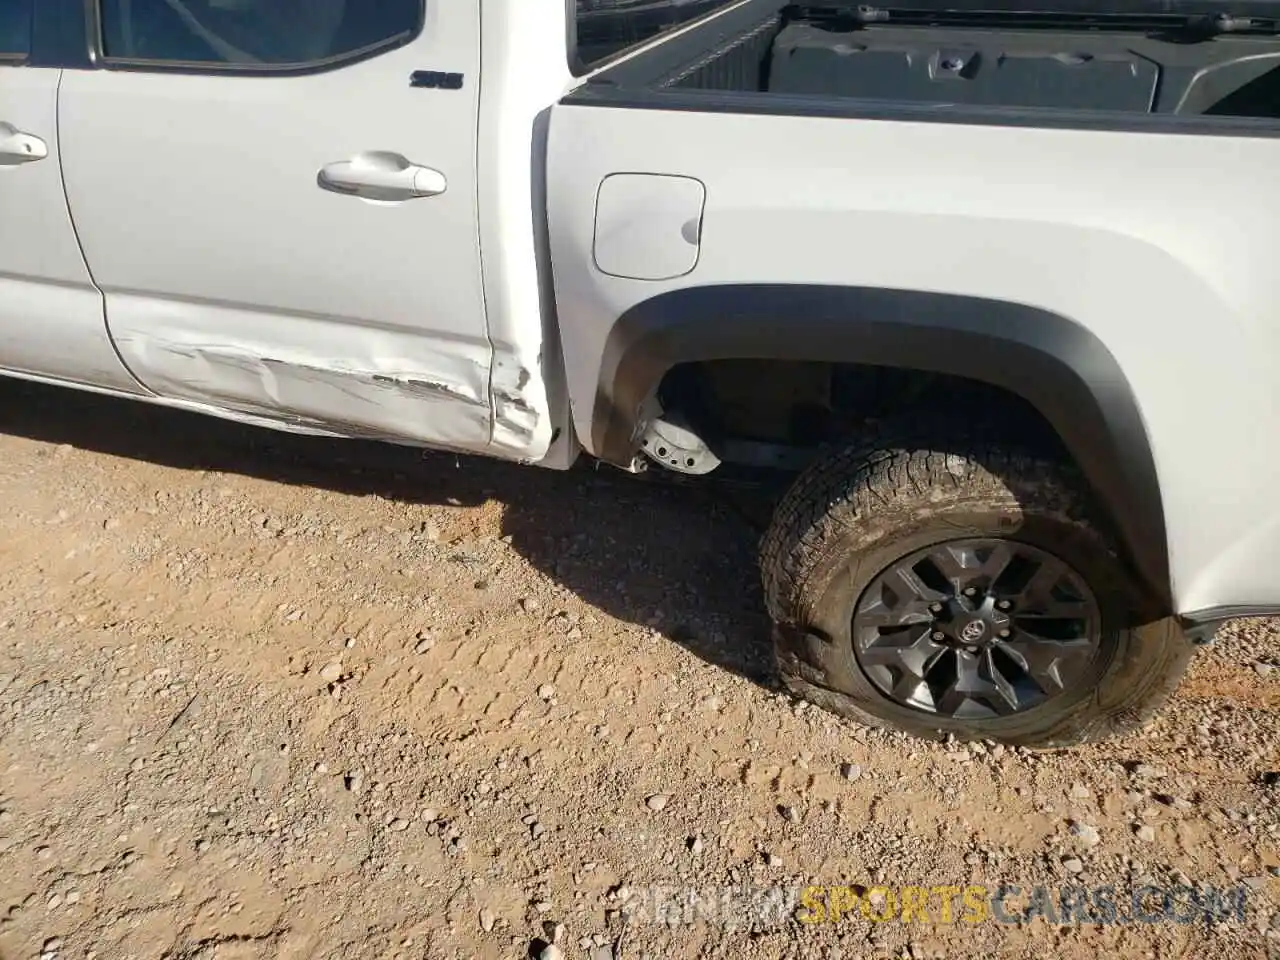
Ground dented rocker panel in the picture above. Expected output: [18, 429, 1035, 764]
[107, 296, 497, 450]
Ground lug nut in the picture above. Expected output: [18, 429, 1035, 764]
[932, 631, 946, 641]
[929, 603, 943, 613]
[997, 600, 1012, 610]
[998, 629, 1011, 638]
[963, 587, 978, 597]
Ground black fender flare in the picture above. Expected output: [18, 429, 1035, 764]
[591, 284, 1170, 609]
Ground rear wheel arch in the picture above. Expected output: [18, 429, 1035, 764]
[590, 283, 1170, 610]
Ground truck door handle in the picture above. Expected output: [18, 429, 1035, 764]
[317, 151, 447, 201]
[0, 123, 48, 165]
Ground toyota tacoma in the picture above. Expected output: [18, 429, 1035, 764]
[3, 0, 1278, 746]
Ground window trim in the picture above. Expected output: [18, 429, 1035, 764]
[88, 0, 426, 77]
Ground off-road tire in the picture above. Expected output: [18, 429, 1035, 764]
[759, 422, 1193, 748]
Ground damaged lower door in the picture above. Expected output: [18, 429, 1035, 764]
[56, 4, 495, 451]
[100, 297, 493, 444]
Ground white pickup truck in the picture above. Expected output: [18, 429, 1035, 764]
[4, 0, 1279, 747]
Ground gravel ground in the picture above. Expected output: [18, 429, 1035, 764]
[0, 378, 1276, 960]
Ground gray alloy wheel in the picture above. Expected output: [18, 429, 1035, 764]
[851, 538, 1102, 720]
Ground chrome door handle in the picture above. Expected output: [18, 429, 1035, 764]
[317, 151, 447, 201]
[0, 122, 48, 165]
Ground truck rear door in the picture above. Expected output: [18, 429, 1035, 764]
[57, 1, 496, 450]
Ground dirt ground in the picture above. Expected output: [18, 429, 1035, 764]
[0, 377, 1276, 960]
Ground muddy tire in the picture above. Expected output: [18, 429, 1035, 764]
[759, 422, 1193, 748]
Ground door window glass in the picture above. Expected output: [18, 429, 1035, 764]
[98, 0, 422, 68]
[0, 0, 31, 58]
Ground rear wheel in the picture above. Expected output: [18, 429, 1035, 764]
[759, 423, 1193, 747]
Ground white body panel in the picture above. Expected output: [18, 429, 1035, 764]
[545, 105, 1280, 614]
[474, 0, 576, 462]
[58, 5, 496, 450]
[0, 67, 142, 393]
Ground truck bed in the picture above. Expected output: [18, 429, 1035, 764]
[578, 0, 1280, 117]
[549, 4, 1280, 624]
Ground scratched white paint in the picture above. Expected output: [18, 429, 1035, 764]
[476, 0, 579, 460]
[474, 0, 756, 464]
[0, 362, 367, 437]
[57, 5, 499, 454]
[13, 1, 585, 463]
[108, 296, 493, 447]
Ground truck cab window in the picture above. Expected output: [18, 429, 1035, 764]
[98, 0, 422, 68]
[573, 0, 735, 73]
[0, 0, 31, 58]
